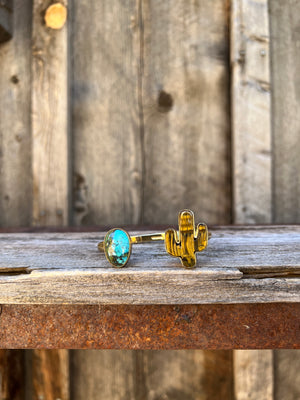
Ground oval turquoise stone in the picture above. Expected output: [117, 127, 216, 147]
[104, 229, 131, 267]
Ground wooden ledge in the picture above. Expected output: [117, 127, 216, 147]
[0, 226, 299, 349]
[0, 226, 300, 305]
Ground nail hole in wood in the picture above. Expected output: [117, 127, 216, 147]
[11, 75, 19, 84]
[158, 90, 173, 113]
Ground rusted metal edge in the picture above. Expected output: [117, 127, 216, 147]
[0, 304, 299, 349]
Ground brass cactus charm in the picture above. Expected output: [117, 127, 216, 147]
[165, 210, 208, 268]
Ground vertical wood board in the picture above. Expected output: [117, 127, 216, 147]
[0, 0, 32, 227]
[141, 2, 232, 397]
[71, 2, 143, 399]
[269, 2, 300, 399]
[231, 1, 273, 398]
[142, 350, 233, 400]
[31, 1, 70, 399]
[72, 0, 142, 226]
[32, 0, 69, 226]
[142, 0, 231, 225]
[234, 350, 273, 400]
[71, 350, 233, 400]
[274, 350, 300, 400]
[0, 350, 25, 400]
[0, 1, 32, 394]
[269, 0, 300, 223]
[71, 351, 136, 400]
[32, 349, 69, 400]
[231, 0, 272, 223]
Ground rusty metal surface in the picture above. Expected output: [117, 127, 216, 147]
[0, 304, 299, 349]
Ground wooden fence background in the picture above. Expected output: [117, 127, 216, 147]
[0, 0, 299, 399]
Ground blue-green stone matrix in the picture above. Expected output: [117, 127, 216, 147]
[104, 229, 130, 267]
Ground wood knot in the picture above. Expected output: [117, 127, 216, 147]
[158, 90, 173, 113]
[45, 3, 67, 30]
[11, 75, 19, 84]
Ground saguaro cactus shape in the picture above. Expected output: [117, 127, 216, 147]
[165, 210, 208, 268]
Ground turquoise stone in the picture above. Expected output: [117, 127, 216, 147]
[104, 229, 131, 267]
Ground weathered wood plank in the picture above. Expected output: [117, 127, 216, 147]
[32, 0, 69, 226]
[70, 351, 136, 400]
[0, 0, 13, 43]
[140, 2, 231, 398]
[0, 350, 25, 399]
[1, 226, 299, 271]
[274, 350, 300, 400]
[72, 0, 142, 226]
[32, 349, 69, 400]
[269, 0, 300, 223]
[269, 0, 300, 388]
[234, 350, 273, 400]
[269, 0, 300, 393]
[1, 273, 299, 305]
[142, 0, 231, 225]
[0, 227, 299, 304]
[231, 0, 272, 223]
[31, 2, 70, 396]
[0, 1, 31, 393]
[142, 351, 233, 400]
[231, 1, 273, 397]
[70, 1, 142, 394]
[0, 0, 32, 227]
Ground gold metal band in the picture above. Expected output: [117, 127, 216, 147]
[98, 232, 165, 251]
[98, 231, 211, 252]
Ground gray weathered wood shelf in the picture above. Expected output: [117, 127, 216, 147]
[1, 226, 300, 305]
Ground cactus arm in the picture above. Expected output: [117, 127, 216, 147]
[165, 228, 181, 257]
[194, 223, 208, 252]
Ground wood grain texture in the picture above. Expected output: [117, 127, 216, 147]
[32, 349, 69, 400]
[142, 0, 231, 225]
[72, 351, 232, 400]
[140, 350, 233, 400]
[269, 1, 300, 396]
[0, 0, 32, 227]
[32, 2, 70, 394]
[137, 2, 231, 399]
[0, 227, 299, 304]
[234, 350, 273, 400]
[72, 0, 142, 226]
[269, 0, 300, 223]
[231, 2, 274, 397]
[0, 3, 31, 397]
[231, 0, 272, 223]
[0, 350, 25, 400]
[274, 350, 300, 400]
[32, 0, 69, 226]
[71, 351, 136, 400]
